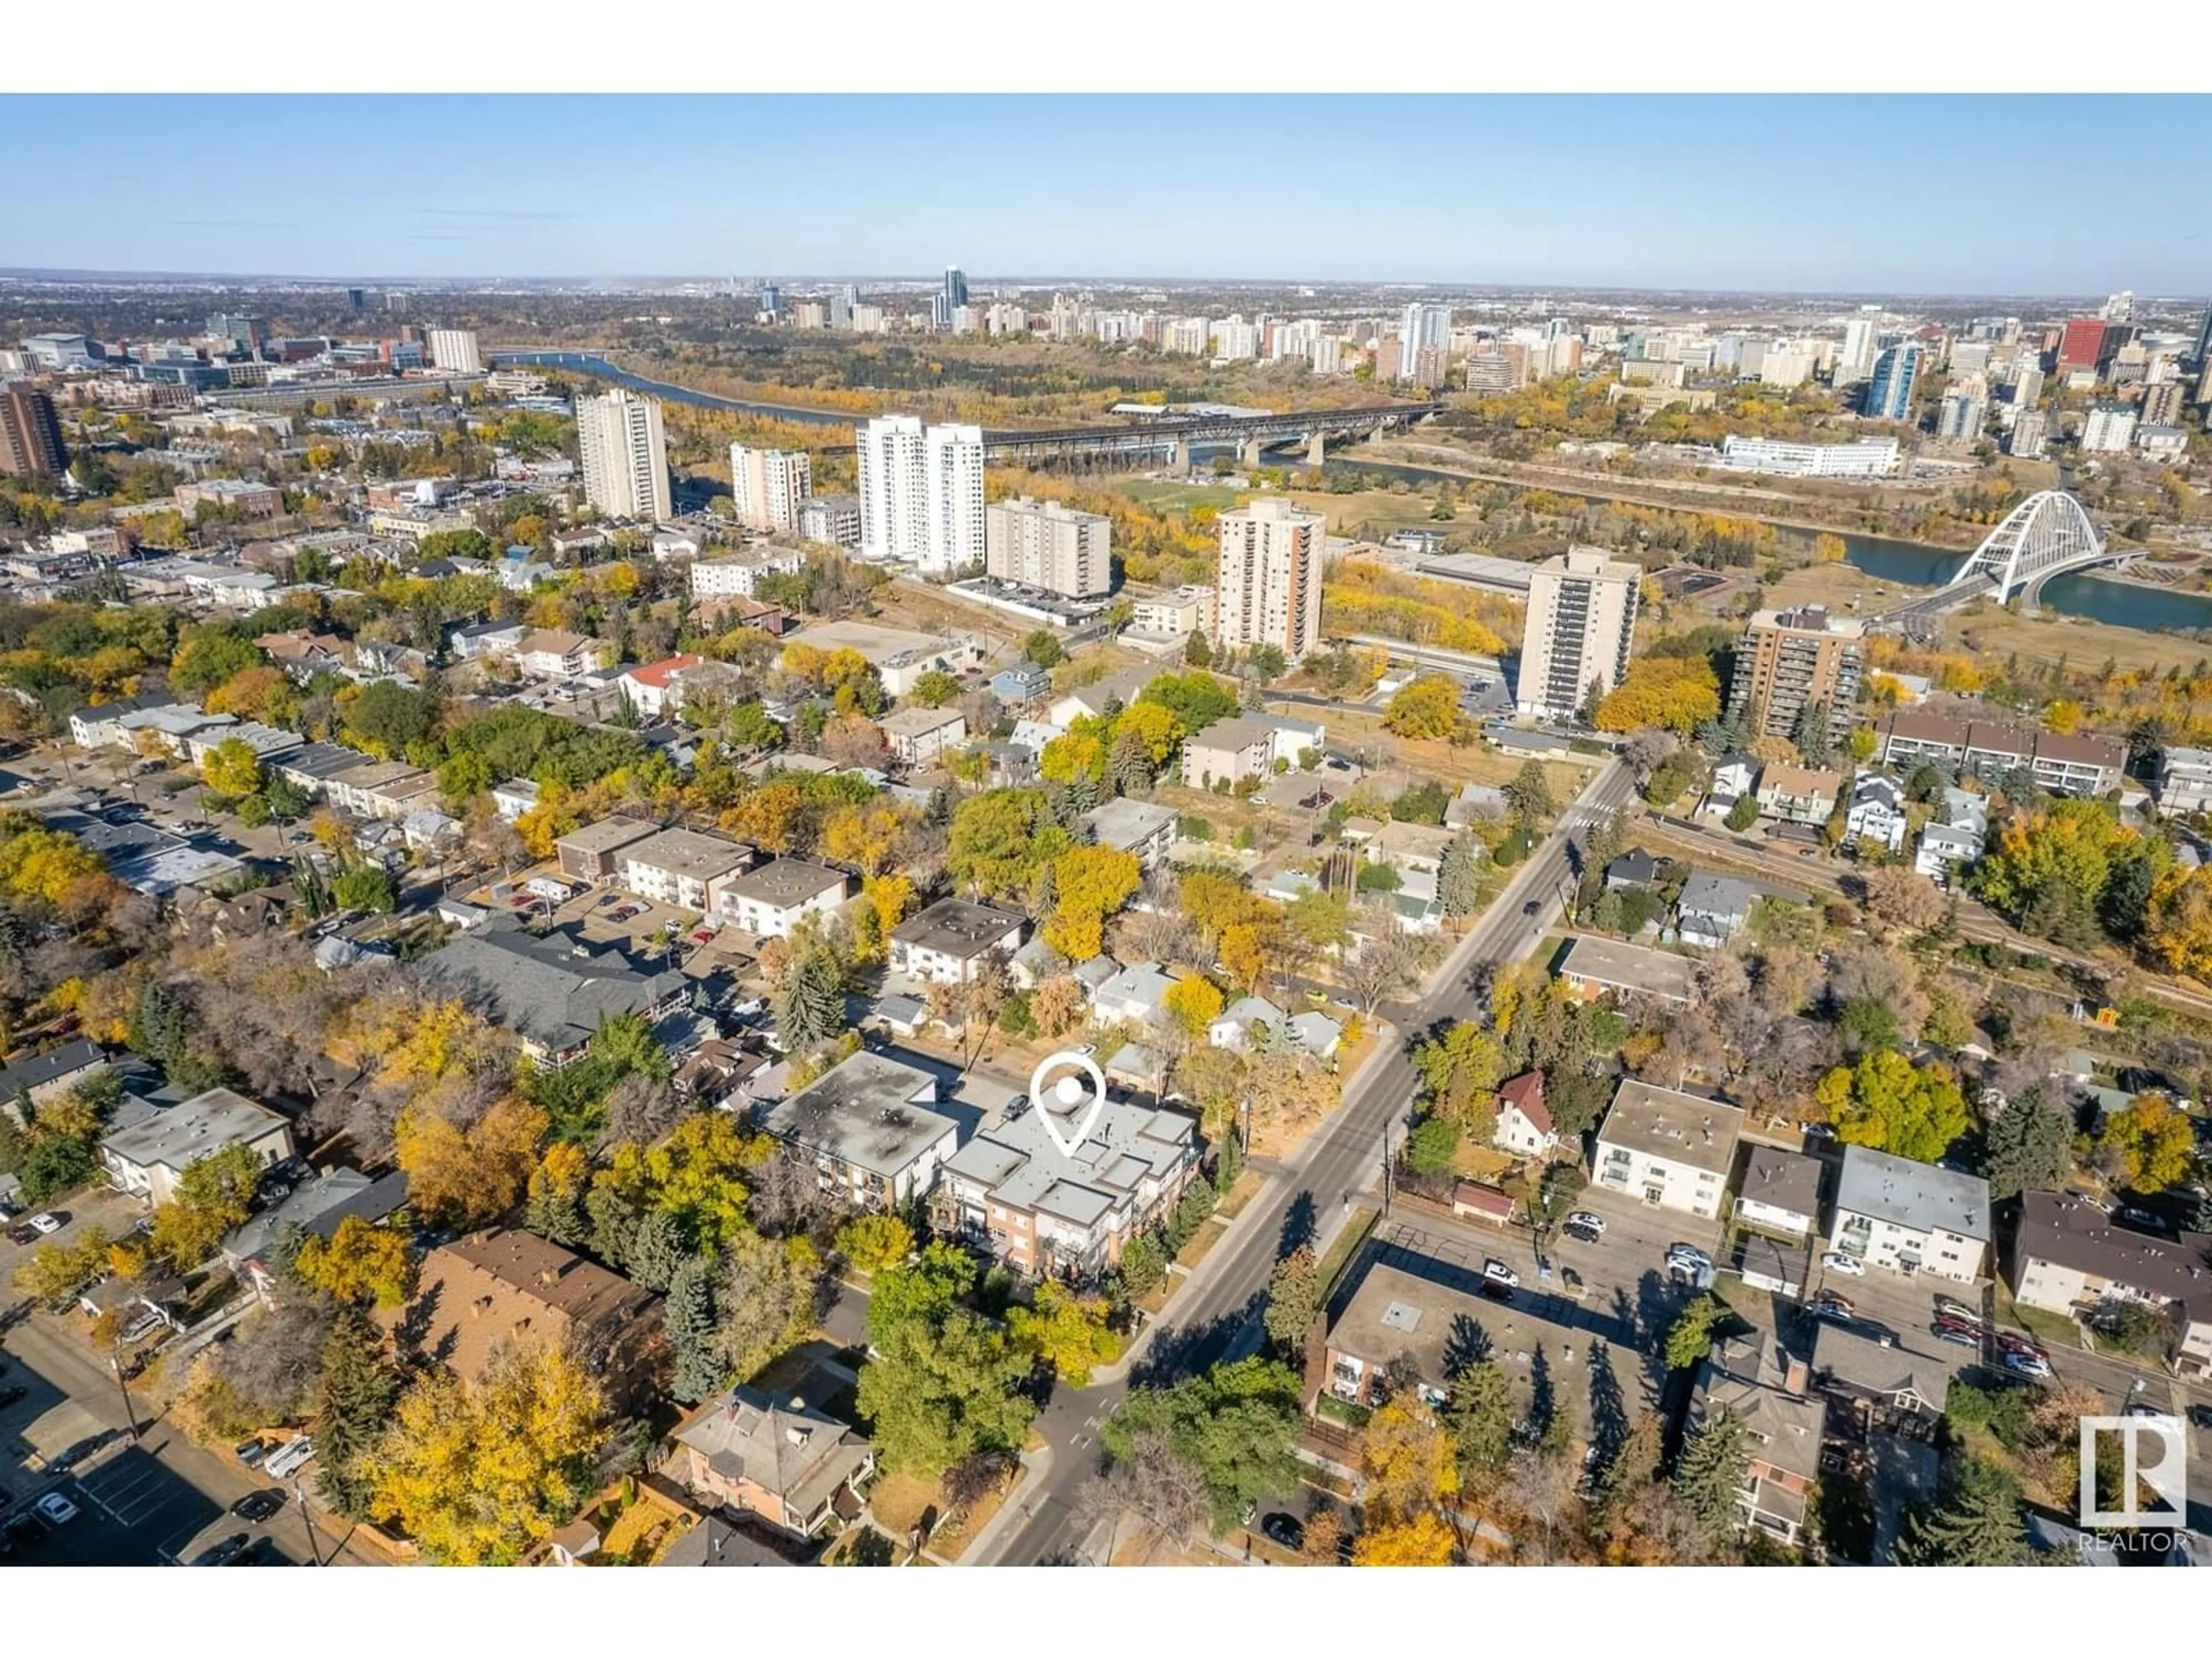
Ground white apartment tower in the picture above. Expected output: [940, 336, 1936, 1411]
[985, 497, 1113, 599]
[1514, 547, 1642, 720]
[425, 328, 483, 374]
[575, 387, 672, 521]
[1214, 499, 1325, 662]
[728, 444, 812, 532]
[1398, 303, 1452, 377]
[856, 416, 984, 573]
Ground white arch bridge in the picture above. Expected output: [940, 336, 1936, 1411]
[1877, 491, 2122, 628]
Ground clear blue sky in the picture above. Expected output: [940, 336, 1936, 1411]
[7, 94, 2205, 294]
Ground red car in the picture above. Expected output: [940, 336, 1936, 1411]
[691, 929, 714, 945]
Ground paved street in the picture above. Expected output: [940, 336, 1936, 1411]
[987, 756, 1638, 1564]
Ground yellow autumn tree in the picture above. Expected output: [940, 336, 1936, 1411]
[1161, 975, 1226, 1038]
[1361, 1402, 1460, 1526]
[1352, 1510, 1457, 1565]
[1041, 844, 1141, 962]
[293, 1215, 415, 1308]
[366, 1343, 606, 1565]
[393, 1096, 547, 1227]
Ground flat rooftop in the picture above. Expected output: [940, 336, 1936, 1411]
[1596, 1080, 1743, 1176]
[757, 1052, 962, 1177]
[892, 896, 1025, 959]
[623, 827, 753, 882]
[555, 816, 661, 857]
[1834, 1145, 1991, 1242]
[102, 1086, 287, 1174]
[717, 857, 846, 908]
[1558, 934, 1695, 1003]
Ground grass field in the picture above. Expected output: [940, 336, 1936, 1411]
[1110, 478, 1243, 513]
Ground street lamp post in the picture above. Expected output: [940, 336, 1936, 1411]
[296, 1479, 325, 1566]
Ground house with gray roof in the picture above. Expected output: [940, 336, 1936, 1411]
[754, 1051, 961, 1210]
[222, 1167, 410, 1305]
[1828, 1144, 1990, 1282]
[1676, 872, 1766, 950]
[0, 1039, 108, 1127]
[1691, 1330, 1823, 1546]
[669, 1384, 874, 1540]
[418, 915, 694, 1067]
[1734, 1146, 1825, 1240]
[1809, 1321, 1963, 1418]
[2011, 1192, 2212, 1378]
[933, 1086, 1198, 1282]
[1089, 960, 1180, 1027]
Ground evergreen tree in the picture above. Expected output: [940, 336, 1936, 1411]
[524, 1171, 586, 1248]
[1894, 1456, 2028, 1566]
[1262, 1245, 1319, 1353]
[1108, 726, 1153, 797]
[315, 1311, 403, 1521]
[1183, 631, 1213, 668]
[1980, 1086, 2072, 1202]
[665, 1259, 724, 1404]
[128, 981, 190, 1065]
[586, 1181, 642, 1271]
[1503, 761, 1555, 825]
[1439, 834, 1482, 917]
[1793, 699, 1834, 768]
[1673, 1407, 1749, 1541]
[627, 1210, 690, 1293]
[1597, 1412, 1664, 1509]
[1444, 1356, 1514, 1494]
[777, 943, 847, 1054]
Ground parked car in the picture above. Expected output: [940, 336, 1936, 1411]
[1820, 1251, 1865, 1277]
[1562, 1222, 1601, 1245]
[48, 1434, 107, 1473]
[264, 1435, 314, 1480]
[231, 1489, 285, 1522]
[3, 1223, 36, 1247]
[26, 1213, 63, 1236]
[1260, 1512, 1305, 1550]
[118, 1309, 166, 1344]
[234, 1437, 268, 1468]
[1933, 1296, 1979, 1325]
[193, 1531, 252, 1566]
[1931, 1322, 1980, 1348]
[1994, 1330, 2046, 1358]
[1482, 1260, 1521, 1289]
[1665, 1243, 1710, 1268]
[1565, 1211, 1605, 1237]
[2002, 1350, 2052, 1378]
[33, 1493, 77, 1525]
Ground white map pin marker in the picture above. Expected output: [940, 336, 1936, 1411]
[1029, 1050, 1109, 1158]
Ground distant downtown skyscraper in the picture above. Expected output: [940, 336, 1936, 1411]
[576, 387, 672, 521]
[1397, 302, 1452, 379]
[944, 267, 968, 309]
[1862, 343, 1922, 423]
[856, 415, 984, 573]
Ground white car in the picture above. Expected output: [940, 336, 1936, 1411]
[1482, 1260, 1521, 1289]
[35, 1492, 78, 1524]
[264, 1435, 315, 1480]
[27, 1213, 62, 1236]
[1565, 1211, 1606, 1237]
[1820, 1251, 1865, 1277]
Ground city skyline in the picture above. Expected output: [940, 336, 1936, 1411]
[3, 93, 2209, 293]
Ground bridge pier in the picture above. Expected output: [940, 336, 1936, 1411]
[1240, 437, 1264, 471]
[1173, 437, 1192, 475]
[1306, 430, 1325, 467]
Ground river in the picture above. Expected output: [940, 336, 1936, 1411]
[490, 350, 854, 428]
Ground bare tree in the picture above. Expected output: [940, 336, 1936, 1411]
[1074, 1429, 1209, 1565]
[1338, 902, 1433, 1016]
[601, 1073, 683, 1149]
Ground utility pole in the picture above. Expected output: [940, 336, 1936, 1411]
[110, 1351, 140, 1442]
[296, 1480, 325, 1566]
[1381, 1126, 1395, 1218]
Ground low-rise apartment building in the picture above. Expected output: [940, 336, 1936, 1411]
[1828, 1145, 1990, 1282]
[513, 628, 600, 679]
[1755, 764, 1843, 824]
[1079, 798, 1177, 872]
[1555, 935, 1695, 1007]
[2156, 747, 2212, 819]
[2009, 1192, 2212, 1378]
[709, 858, 850, 938]
[1875, 710, 2125, 798]
[889, 897, 1027, 984]
[555, 816, 661, 886]
[100, 1086, 296, 1207]
[755, 1051, 963, 1211]
[1180, 715, 1277, 790]
[1733, 1147, 1824, 1239]
[619, 827, 755, 911]
[879, 705, 967, 768]
[1592, 1080, 1743, 1219]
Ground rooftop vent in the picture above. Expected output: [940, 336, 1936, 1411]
[1380, 1301, 1422, 1334]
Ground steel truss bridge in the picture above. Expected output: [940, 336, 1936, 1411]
[978, 401, 1448, 464]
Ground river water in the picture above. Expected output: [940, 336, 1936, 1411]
[498, 351, 2212, 638]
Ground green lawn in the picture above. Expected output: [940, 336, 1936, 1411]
[1110, 479, 1242, 513]
[1993, 1285, 2084, 1350]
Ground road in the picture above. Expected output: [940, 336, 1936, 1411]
[987, 757, 1638, 1564]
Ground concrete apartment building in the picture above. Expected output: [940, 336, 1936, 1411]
[100, 1087, 296, 1207]
[756, 1051, 963, 1211]
[729, 444, 812, 532]
[2156, 746, 2212, 818]
[878, 705, 968, 768]
[1180, 715, 1277, 790]
[889, 897, 1027, 984]
[576, 387, 672, 521]
[1514, 547, 1641, 719]
[1828, 1145, 1991, 1282]
[1214, 499, 1325, 662]
[176, 479, 282, 519]
[1324, 1254, 1483, 1411]
[618, 828, 755, 911]
[425, 328, 482, 373]
[1714, 435, 1899, 478]
[935, 1092, 1199, 1281]
[2010, 1193, 2212, 1378]
[855, 415, 984, 573]
[1873, 710, 2126, 798]
[1079, 797, 1177, 871]
[1, 384, 68, 476]
[984, 496, 1113, 599]
[1127, 585, 1215, 641]
[797, 494, 862, 550]
[555, 816, 660, 885]
[710, 858, 850, 938]
[1728, 607, 1866, 743]
[691, 544, 807, 601]
[1592, 1080, 1743, 1219]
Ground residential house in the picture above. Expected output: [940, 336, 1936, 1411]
[491, 778, 540, 822]
[1756, 763, 1842, 824]
[620, 827, 755, 912]
[1844, 772, 1909, 853]
[1691, 1331, 1823, 1547]
[1089, 960, 1180, 1028]
[555, 816, 660, 886]
[1705, 754, 1762, 816]
[878, 705, 968, 768]
[1046, 666, 1156, 729]
[754, 1051, 962, 1211]
[396, 1229, 664, 1412]
[513, 628, 600, 679]
[709, 858, 850, 939]
[1181, 715, 1278, 791]
[1810, 1321, 1963, 1422]
[1556, 935, 1695, 1007]
[1734, 1148, 1824, 1239]
[989, 662, 1051, 705]
[2009, 1192, 2212, 1378]
[1676, 873, 1765, 950]
[1828, 1144, 1991, 1282]
[934, 1092, 1199, 1280]
[1209, 995, 1287, 1053]
[618, 654, 702, 719]
[1250, 711, 1326, 771]
[1444, 781, 1508, 829]
[889, 898, 1026, 985]
[222, 1167, 409, 1307]
[1080, 798, 1177, 872]
[1592, 1080, 1743, 1219]
[418, 916, 694, 1067]
[449, 620, 528, 661]
[2156, 747, 2212, 819]
[1492, 1071, 1558, 1160]
[1604, 849, 1660, 890]
[100, 1086, 295, 1207]
[0, 1039, 109, 1127]
[669, 1384, 876, 1540]
[1006, 718, 1063, 755]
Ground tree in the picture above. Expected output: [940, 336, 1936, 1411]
[366, 1343, 606, 1565]
[1672, 1408, 1749, 1542]
[2145, 865, 2212, 978]
[1021, 630, 1064, 669]
[201, 736, 264, 798]
[947, 789, 1069, 900]
[1815, 1050, 1969, 1164]
[524, 1141, 590, 1246]
[1438, 834, 1482, 916]
[1043, 844, 1141, 962]
[1411, 1021, 1505, 1129]
[1103, 1357, 1304, 1534]
[775, 940, 846, 1054]
[625, 1209, 691, 1293]
[292, 1215, 414, 1308]
[1662, 1295, 1727, 1372]
[1862, 866, 1949, 933]
[835, 1213, 914, 1275]
[149, 1143, 266, 1270]
[1362, 1400, 1460, 1526]
[1382, 675, 1459, 740]
[1723, 792, 1759, 832]
[713, 1230, 823, 1382]
[1262, 1245, 1320, 1353]
[1075, 1427, 1209, 1564]
[393, 1096, 546, 1228]
[858, 1307, 1038, 1479]
[1161, 975, 1226, 1039]
[1980, 1088, 2072, 1202]
[1503, 760, 1555, 824]
[1007, 1281, 1119, 1385]
[315, 1311, 403, 1521]
[665, 1259, 723, 1405]
[2099, 1093, 2195, 1192]
[1893, 1455, 2027, 1566]
[1792, 698, 1835, 768]
[906, 669, 961, 708]
[1029, 975, 1086, 1037]
[1405, 1115, 1460, 1175]
[332, 865, 396, 914]
[1445, 1357, 1515, 1494]
[1351, 1512, 1456, 1565]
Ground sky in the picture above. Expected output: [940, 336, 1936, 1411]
[6, 94, 2206, 296]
